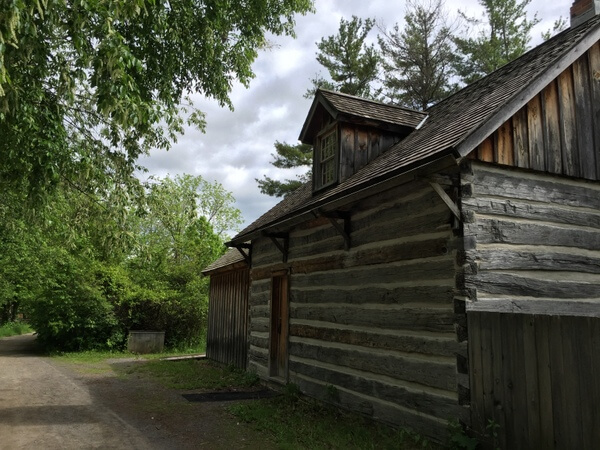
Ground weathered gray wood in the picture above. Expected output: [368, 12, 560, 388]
[292, 258, 455, 288]
[466, 271, 600, 299]
[468, 313, 485, 437]
[573, 55, 596, 180]
[495, 119, 514, 165]
[291, 284, 454, 306]
[558, 69, 579, 177]
[469, 163, 600, 209]
[512, 108, 529, 169]
[355, 129, 369, 170]
[289, 323, 462, 356]
[340, 126, 355, 181]
[466, 217, 600, 250]
[290, 304, 455, 332]
[471, 249, 600, 274]
[206, 267, 249, 369]
[289, 340, 456, 391]
[541, 81, 562, 174]
[534, 315, 554, 449]
[292, 237, 453, 276]
[527, 95, 545, 171]
[561, 318, 584, 449]
[289, 359, 461, 420]
[292, 373, 451, 442]
[590, 317, 600, 445]
[467, 299, 600, 317]
[461, 196, 600, 228]
[589, 43, 600, 179]
[575, 317, 594, 450]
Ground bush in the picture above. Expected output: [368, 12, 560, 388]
[25, 252, 123, 351]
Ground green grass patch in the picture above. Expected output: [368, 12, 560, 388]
[228, 384, 437, 450]
[124, 359, 259, 390]
[0, 321, 33, 338]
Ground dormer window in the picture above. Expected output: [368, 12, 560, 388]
[300, 90, 427, 195]
[314, 124, 338, 191]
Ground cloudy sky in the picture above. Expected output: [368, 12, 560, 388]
[138, 0, 574, 233]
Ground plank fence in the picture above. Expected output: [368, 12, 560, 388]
[469, 311, 600, 449]
[206, 267, 249, 369]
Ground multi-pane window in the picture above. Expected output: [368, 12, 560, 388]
[318, 128, 337, 188]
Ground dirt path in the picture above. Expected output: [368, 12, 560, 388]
[0, 334, 274, 450]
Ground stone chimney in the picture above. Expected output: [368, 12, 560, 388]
[571, 0, 600, 28]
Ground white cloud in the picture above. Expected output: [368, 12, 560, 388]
[138, 0, 575, 228]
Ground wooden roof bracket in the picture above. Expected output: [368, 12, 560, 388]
[234, 243, 252, 265]
[427, 180, 461, 223]
[262, 231, 289, 262]
[319, 209, 351, 250]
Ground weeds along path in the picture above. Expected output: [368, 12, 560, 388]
[0, 334, 272, 450]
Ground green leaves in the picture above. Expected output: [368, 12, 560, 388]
[256, 141, 312, 197]
[453, 0, 540, 84]
[1, 0, 314, 202]
[306, 15, 381, 99]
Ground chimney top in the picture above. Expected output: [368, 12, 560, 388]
[571, 0, 600, 28]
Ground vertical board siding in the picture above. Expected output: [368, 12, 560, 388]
[248, 177, 466, 441]
[473, 46, 600, 181]
[469, 312, 600, 449]
[206, 267, 249, 369]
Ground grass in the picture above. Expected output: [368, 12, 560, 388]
[0, 321, 33, 338]
[228, 386, 435, 450]
[50, 348, 441, 449]
[123, 359, 259, 390]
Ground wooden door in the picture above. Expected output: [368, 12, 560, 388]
[270, 273, 289, 379]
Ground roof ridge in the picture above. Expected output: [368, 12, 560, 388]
[318, 88, 427, 115]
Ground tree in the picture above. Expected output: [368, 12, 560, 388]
[453, 0, 540, 84]
[378, 0, 458, 110]
[306, 16, 381, 99]
[256, 141, 313, 197]
[542, 17, 567, 41]
[0, 0, 313, 204]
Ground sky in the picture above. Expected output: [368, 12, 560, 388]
[138, 0, 575, 234]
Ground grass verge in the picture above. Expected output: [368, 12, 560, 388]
[123, 359, 259, 390]
[0, 321, 33, 338]
[229, 385, 435, 450]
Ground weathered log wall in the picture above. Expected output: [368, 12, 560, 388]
[461, 161, 600, 313]
[471, 42, 600, 181]
[206, 267, 249, 369]
[339, 124, 401, 182]
[248, 176, 466, 440]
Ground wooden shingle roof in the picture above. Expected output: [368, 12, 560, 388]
[230, 16, 600, 245]
[299, 89, 427, 144]
[202, 248, 247, 274]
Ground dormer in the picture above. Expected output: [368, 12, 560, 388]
[299, 89, 427, 193]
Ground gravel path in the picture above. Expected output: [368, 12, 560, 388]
[0, 334, 273, 450]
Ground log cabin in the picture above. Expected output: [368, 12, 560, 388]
[208, 2, 600, 446]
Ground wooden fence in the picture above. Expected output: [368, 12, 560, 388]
[206, 267, 249, 369]
[469, 311, 600, 449]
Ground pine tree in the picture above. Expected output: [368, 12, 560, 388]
[256, 141, 313, 197]
[454, 0, 540, 84]
[306, 16, 381, 99]
[378, 0, 458, 110]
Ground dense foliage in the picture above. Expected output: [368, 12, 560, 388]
[379, 0, 458, 110]
[0, 175, 238, 351]
[0, 0, 313, 204]
[306, 16, 381, 99]
[256, 141, 313, 197]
